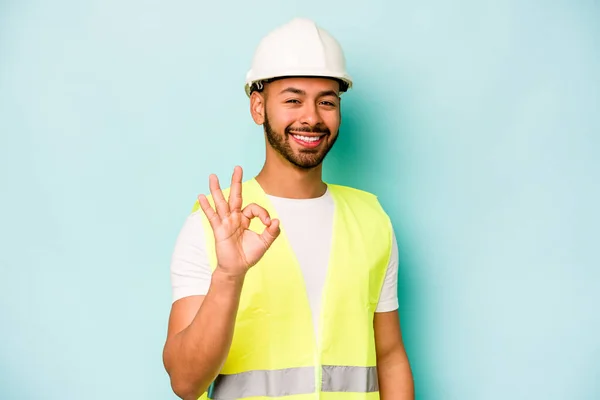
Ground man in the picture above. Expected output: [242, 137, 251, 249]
[163, 17, 414, 400]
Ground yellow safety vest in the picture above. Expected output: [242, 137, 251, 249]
[191, 178, 393, 400]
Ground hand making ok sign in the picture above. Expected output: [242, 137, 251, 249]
[197, 166, 281, 278]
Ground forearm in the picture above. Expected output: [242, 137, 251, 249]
[164, 269, 245, 399]
[378, 349, 414, 400]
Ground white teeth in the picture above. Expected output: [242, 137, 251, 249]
[293, 135, 320, 142]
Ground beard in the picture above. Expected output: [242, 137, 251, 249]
[263, 110, 338, 170]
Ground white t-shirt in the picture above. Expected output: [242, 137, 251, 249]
[169, 188, 399, 336]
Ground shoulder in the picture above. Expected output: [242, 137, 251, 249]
[329, 183, 393, 239]
[327, 183, 389, 216]
[327, 183, 378, 199]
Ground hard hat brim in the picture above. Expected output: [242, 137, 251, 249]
[245, 72, 353, 97]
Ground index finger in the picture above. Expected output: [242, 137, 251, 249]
[228, 166, 243, 212]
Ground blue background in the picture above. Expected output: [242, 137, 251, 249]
[1, 0, 599, 399]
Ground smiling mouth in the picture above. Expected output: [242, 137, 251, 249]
[289, 132, 326, 148]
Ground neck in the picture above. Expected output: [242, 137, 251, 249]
[255, 148, 327, 199]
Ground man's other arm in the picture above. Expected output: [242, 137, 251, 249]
[374, 229, 414, 399]
[374, 310, 414, 399]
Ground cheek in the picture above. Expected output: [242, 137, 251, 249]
[267, 106, 297, 130]
[324, 111, 341, 132]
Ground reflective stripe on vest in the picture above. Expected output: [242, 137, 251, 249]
[322, 365, 379, 393]
[209, 366, 379, 399]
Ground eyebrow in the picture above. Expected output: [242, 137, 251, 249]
[279, 87, 339, 98]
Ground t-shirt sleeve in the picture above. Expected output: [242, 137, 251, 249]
[169, 211, 213, 303]
[375, 230, 400, 312]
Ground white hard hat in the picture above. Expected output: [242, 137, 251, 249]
[244, 18, 353, 97]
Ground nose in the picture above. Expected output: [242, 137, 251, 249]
[299, 102, 323, 128]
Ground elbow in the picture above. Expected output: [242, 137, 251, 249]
[171, 385, 197, 400]
[163, 352, 207, 399]
[169, 376, 208, 400]
[162, 341, 218, 399]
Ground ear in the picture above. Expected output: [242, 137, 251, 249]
[250, 91, 266, 125]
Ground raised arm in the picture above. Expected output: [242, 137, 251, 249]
[162, 167, 280, 399]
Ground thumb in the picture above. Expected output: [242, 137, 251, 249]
[260, 218, 280, 248]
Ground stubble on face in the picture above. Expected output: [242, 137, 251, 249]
[263, 108, 338, 170]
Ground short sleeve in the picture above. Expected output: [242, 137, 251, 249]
[169, 211, 213, 303]
[375, 230, 400, 312]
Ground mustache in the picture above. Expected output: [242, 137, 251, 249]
[286, 124, 330, 135]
